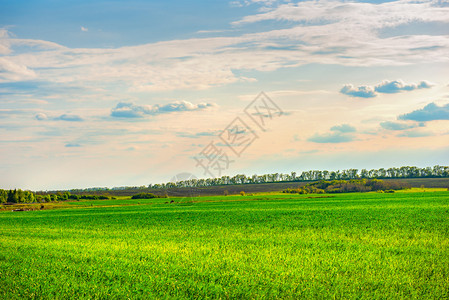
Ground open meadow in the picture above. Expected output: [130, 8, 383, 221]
[3, 0, 449, 298]
[1, 189, 448, 298]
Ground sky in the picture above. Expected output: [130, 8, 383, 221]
[1, 0, 449, 190]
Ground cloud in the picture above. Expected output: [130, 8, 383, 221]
[81, 26, 88, 32]
[176, 131, 219, 138]
[35, 113, 48, 121]
[340, 85, 376, 98]
[330, 124, 356, 133]
[308, 132, 355, 143]
[0, 29, 12, 55]
[1, 0, 448, 91]
[65, 143, 81, 147]
[380, 121, 424, 131]
[110, 103, 144, 118]
[55, 114, 84, 122]
[232, 1, 449, 26]
[341, 79, 434, 98]
[375, 80, 433, 94]
[299, 149, 319, 154]
[396, 131, 433, 138]
[230, 0, 280, 7]
[399, 102, 449, 122]
[308, 124, 356, 143]
[111, 101, 216, 118]
[36, 112, 83, 122]
[0, 57, 37, 82]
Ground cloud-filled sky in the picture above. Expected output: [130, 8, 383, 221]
[1, 0, 448, 190]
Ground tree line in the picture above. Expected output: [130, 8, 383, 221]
[3, 165, 448, 202]
[56, 165, 449, 193]
[147, 165, 448, 189]
[0, 190, 112, 204]
[0, 189, 36, 204]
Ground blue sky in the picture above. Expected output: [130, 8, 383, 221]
[1, 0, 449, 190]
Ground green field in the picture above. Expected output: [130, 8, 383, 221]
[1, 191, 448, 298]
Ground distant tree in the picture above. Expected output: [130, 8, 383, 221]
[360, 169, 368, 178]
[8, 190, 19, 203]
[0, 190, 7, 203]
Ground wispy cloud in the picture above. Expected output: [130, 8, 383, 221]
[0, 57, 37, 82]
[397, 130, 434, 138]
[1, 0, 448, 92]
[330, 124, 356, 133]
[308, 124, 356, 143]
[55, 114, 84, 122]
[110, 101, 216, 118]
[0, 28, 10, 55]
[399, 102, 449, 122]
[380, 121, 424, 131]
[65, 143, 82, 147]
[308, 132, 355, 143]
[232, 1, 449, 26]
[176, 131, 219, 138]
[230, 0, 281, 7]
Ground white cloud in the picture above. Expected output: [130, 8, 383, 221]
[55, 114, 84, 122]
[330, 124, 356, 133]
[308, 132, 355, 143]
[232, 0, 449, 26]
[0, 28, 12, 55]
[65, 143, 82, 147]
[380, 121, 423, 131]
[340, 85, 376, 98]
[341, 79, 434, 98]
[0, 57, 37, 82]
[399, 102, 449, 122]
[397, 130, 434, 138]
[230, 0, 281, 7]
[35, 113, 48, 120]
[110, 101, 217, 118]
[375, 80, 433, 93]
[308, 124, 357, 143]
[0, 1, 448, 91]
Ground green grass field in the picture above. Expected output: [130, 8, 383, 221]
[1, 191, 448, 299]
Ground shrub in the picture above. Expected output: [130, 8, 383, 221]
[131, 193, 158, 199]
[283, 179, 407, 195]
[80, 195, 99, 200]
[68, 194, 80, 200]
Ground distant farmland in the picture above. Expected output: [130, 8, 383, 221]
[60, 177, 449, 197]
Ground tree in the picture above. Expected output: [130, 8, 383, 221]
[0, 190, 7, 203]
[291, 172, 297, 181]
[8, 189, 19, 203]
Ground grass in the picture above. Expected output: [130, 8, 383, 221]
[1, 191, 448, 299]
